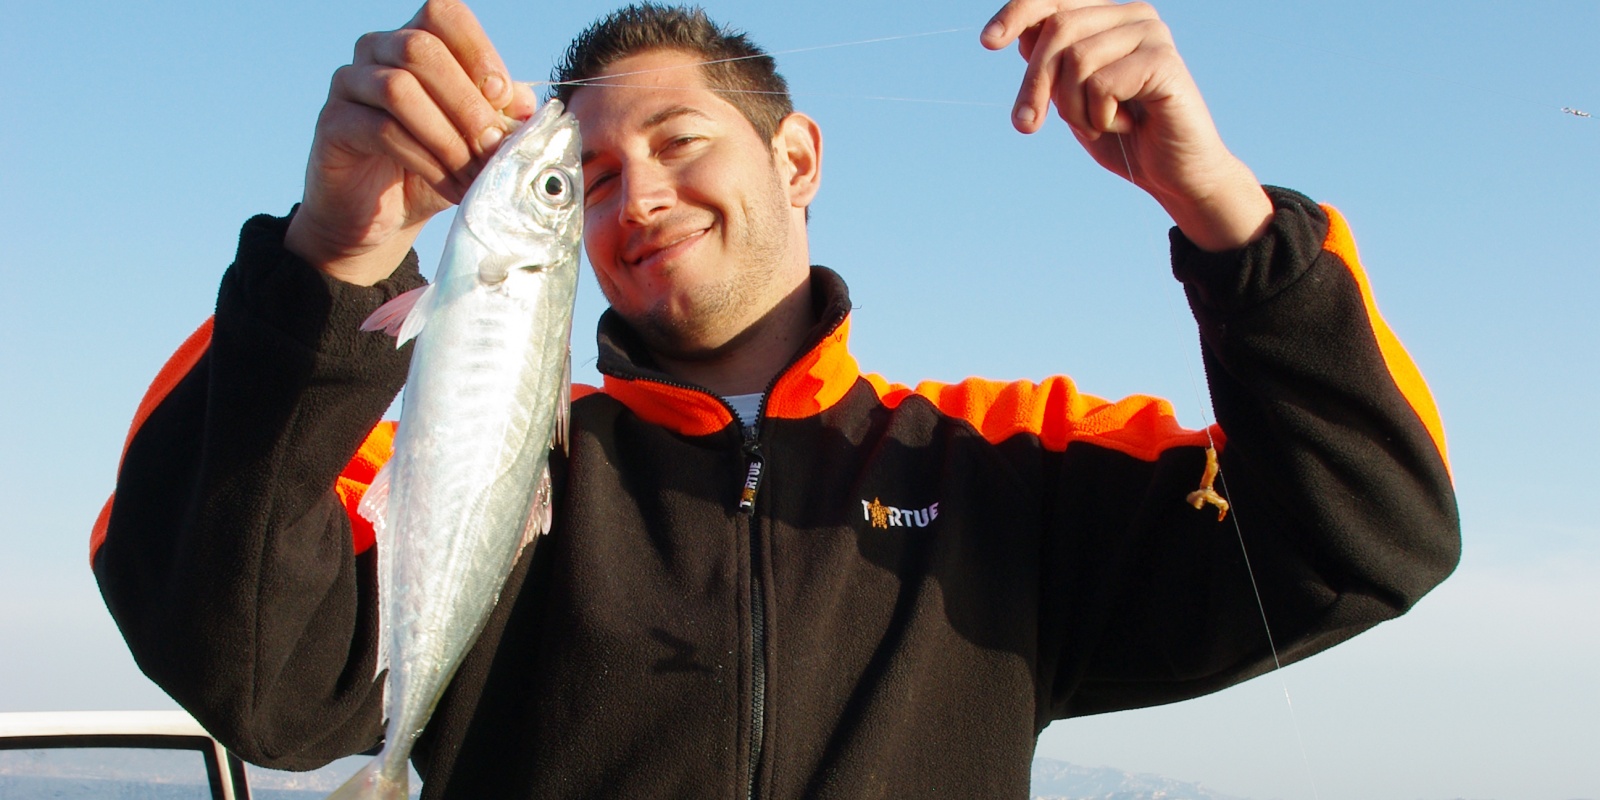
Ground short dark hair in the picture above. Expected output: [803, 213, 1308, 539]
[551, 4, 793, 143]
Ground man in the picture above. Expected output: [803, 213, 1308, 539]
[92, 1, 1459, 797]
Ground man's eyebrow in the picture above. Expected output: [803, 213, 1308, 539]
[581, 105, 713, 165]
[641, 104, 711, 129]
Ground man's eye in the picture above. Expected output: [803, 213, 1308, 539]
[585, 172, 615, 196]
[662, 135, 699, 153]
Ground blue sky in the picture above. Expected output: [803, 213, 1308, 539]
[1, 1, 1596, 798]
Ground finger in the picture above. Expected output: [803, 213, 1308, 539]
[981, 0, 1113, 50]
[1017, 26, 1039, 63]
[1062, 20, 1174, 135]
[506, 81, 539, 122]
[360, 28, 509, 158]
[994, 2, 1137, 132]
[1011, 19, 1061, 133]
[1051, 17, 1153, 136]
[333, 62, 481, 185]
[1008, 14, 1108, 133]
[1080, 38, 1175, 134]
[1011, 5, 1164, 136]
[406, 0, 515, 110]
[323, 102, 467, 205]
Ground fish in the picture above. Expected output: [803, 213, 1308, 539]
[326, 99, 583, 800]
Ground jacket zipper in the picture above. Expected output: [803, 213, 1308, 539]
[597, 306, 847, 800]
[626, 379, 771, 798]
[738, 408, 767, 800]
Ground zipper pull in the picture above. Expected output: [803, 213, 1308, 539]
[738, 442, 765, 514]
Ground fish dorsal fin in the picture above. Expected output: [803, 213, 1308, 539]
[359, 461, 395, 681]
[360, 284, 438, 346]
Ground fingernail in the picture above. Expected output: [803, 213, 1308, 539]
[1013, 105, 1036, 127]
[983, 20, 1004, 41]
[482, 74, 506, 101]
[478, 125, 504, 153]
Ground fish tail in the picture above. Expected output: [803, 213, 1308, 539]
[324, 758, 409, 800]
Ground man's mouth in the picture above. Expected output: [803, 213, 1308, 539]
[623, 227, 709, 271]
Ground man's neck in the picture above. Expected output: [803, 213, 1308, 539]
[652, 277, 816, 397]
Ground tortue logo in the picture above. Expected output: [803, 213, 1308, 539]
[862, 497, 940, 529]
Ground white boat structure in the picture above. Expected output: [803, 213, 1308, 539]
[0, 709, 249, 799]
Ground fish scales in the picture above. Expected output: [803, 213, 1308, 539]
[328, 99, 583, 800]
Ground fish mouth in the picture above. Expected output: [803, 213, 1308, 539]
[622, 227, 710, 271]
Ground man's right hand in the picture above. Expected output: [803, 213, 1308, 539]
[285, 0, 538, 286]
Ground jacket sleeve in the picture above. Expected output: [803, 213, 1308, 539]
[91, 211, 426, 768]
[1037, 186, 1460, 721]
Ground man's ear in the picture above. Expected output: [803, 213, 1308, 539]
[773, 112, 822, 209]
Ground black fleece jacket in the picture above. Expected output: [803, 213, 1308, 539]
[93, 187, 1459, 799]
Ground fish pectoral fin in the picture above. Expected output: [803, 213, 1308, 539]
[357, 462, 392, 531]
[477, 253, 527, 285]
[360, 284, 438, 346]
[519, 466, 555, 551]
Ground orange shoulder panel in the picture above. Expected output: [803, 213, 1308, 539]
[339, 421, 398, 555]
[863, 373, 1218, 461]
[117, 318, 215, 472]
[91, 318, 215, 564]
[1320, 204, 1450, 473]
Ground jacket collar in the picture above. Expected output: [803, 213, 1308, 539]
[595, 266, 859, 436]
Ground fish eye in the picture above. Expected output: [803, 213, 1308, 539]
[534, 168, 574, 208]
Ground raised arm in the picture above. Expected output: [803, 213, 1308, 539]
[92, 215, 420, 767]
[974, 1, 1458, 718]
[91, 0, 533, 767]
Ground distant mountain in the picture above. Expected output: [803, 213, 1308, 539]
[5, 749, 1246, 799]
[1031, 758, 1252, 800]
[0, 749, 416, 799]
[0, 775, 211, 799]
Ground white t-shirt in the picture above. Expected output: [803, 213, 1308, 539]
[723, 393, 764, 433]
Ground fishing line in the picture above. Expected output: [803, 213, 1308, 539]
[1115, 131, 1322, 800]
[521, 19, 1590, 123]
[524, 26, 976, 97]
[531, 81, 1005, 107]
[1171, 15, 1594, 125]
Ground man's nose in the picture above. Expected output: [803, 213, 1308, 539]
[618, 164, 675, 226]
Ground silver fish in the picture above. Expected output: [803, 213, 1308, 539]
[327, 99, 582, 800]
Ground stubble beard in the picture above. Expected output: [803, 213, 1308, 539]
[626, 176, 793, 362]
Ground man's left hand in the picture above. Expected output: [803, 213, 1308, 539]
[981, 0, 1272, 251]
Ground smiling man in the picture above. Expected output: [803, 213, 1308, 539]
[569, 45, 821, 395]
[92, 1, 1459, 797]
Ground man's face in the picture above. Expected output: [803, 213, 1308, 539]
[569, 49, 806, 360]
